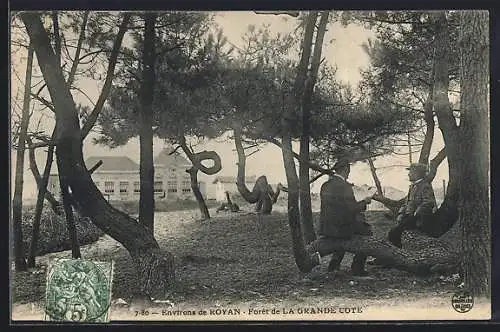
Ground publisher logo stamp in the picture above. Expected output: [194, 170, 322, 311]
[451, 291, 474, 313]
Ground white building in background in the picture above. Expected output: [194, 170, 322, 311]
[48, 148, 207, 201]
[211, 175, 257, 202]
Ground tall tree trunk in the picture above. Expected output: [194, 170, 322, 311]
[457, 10, 490, 297]
[297, 12, 318, 243]
[12, 43, 34, 272]
[186, 167, 210, 220]
[281, 112, 315, 272]
[27, 144, 55, 267]
[138, 13, 157, 235]
[367, 156, 383, 195]
[299, 11, 329, 244]
[21, 12, 174, 299]
[430, 12, 460, 231]
[418, 90, 435, 165]
[50, 11, 81, 258]
[277, 11, 320, 272]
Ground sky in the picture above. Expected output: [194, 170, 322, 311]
[10, 11, 450, 199]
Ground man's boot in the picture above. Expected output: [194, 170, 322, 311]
[388, 227, 403, 248]
[351, 253, 368, 276]
[327, 251, 345, 272]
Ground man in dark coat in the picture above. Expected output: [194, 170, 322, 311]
[308, 159, 373, 276]
[387, 163, 437, 248]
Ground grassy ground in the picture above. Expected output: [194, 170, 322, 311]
[11, 200, 464, 308]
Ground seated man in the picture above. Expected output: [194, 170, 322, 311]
[388, 163, 437, 248]
[308, 159, 373, 276]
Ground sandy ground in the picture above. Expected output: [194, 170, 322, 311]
[10, 202, 491, 322]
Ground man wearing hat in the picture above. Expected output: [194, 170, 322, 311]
[308, 158, 373, 276]
[388, 162, 437, 248]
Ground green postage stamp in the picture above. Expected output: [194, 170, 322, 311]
[44, 259, 114, 322]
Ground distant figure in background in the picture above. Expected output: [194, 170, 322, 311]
[388, 163, 437, 248]
[308, 159, 373, 276]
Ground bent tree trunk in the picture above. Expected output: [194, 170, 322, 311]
[320, 218, 462, 276]
[234, 130, 277, 214]
[186, 167, 210, 220]
[22, 13, 174, 299]
[367, 157, 383, 196]
[179, 136, 222, 220]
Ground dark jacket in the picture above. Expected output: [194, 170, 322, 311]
[319, 175, 370, 238]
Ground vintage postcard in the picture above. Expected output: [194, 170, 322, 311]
[10, 10, 491, 322]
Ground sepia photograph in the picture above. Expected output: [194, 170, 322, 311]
[9, 10, 491, 322]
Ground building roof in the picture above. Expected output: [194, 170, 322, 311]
[212, 175, 257, 184]
[85, 156, 139, 173]
[154, 147, 191, 168]
[50, 148, 191, 175]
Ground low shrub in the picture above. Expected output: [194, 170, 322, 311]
[20, 203, 104, 257]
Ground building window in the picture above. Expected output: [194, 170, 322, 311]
[120, 181, 129, 194]
[133, 181, 140, 194]
[182, 180, 190, 188]
[182, 188, 191, 193]
[104, 181, 114, 194]
[167, 180, 177, 193]
[169, 168, 176, 178]
[154, 181, 163, 193]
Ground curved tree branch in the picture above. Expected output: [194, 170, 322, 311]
[234, 128, 260, 203]
[267, 137, 334, 176]
[178, 136, 221, 175]
[67, 11, 89, 87]
[26, 133, 61, 213]
[425, 147, 447, 182]
[80, 13, 131, 139]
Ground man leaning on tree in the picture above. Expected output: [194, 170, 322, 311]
[387, 162, 437, 248]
